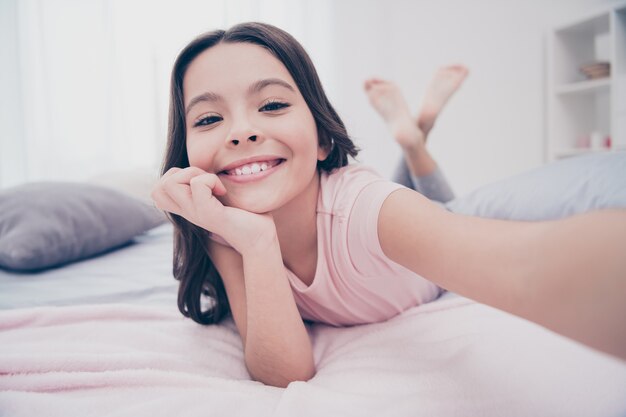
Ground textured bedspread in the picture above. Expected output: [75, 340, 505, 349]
[1, 296, 625, 417]
[2, 152, 626, 416]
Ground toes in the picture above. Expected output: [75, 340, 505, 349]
[364, 78, 385, 90]
[364, 77, 387, 87]
[442, 64, 469, 76]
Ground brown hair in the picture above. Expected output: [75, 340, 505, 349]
[162, 22, 359, 324]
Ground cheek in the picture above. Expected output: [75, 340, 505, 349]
[186, 139, 215, 170]
[275, 114, 319, 152]
[185, 142, 199, 166]
[303, 116, 321, 153]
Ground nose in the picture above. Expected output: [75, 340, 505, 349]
[225, 116, 263, 147]
[228, 135, 258, 146]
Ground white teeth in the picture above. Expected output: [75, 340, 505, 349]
[229, 160, 278, 176]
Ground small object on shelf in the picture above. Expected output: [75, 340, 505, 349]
[576, 134, 590, 148]
[576, 133, 611, 151]
[579, 61, 610, 80]
[591, 131, 605, 149]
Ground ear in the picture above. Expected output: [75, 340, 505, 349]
[317, 144, 330, 162]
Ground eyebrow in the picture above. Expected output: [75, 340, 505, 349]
[248, 78, 295, 95]
[185, 92, 221, 116]
[185, 78, 296, 116]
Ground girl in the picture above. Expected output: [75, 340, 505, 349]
[151, 22, 626, 388]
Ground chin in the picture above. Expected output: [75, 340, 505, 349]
[221, 194, 280, 214]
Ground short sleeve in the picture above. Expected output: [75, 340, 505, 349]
[346, 180, 405, 276]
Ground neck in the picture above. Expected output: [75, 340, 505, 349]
[272, 171, 320, 254]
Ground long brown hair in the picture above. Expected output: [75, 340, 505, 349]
[162, 22, 359, 325]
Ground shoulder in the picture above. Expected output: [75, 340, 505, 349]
[319, 163, 401, 215]
[321, 163, 384, 189]
[318, 165, 407, 263]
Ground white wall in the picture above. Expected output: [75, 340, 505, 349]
[0, 0, 334, 189]
[1, 0, 623, 195]
[0, 0, 26, 187]
[329, 0, 625, 195]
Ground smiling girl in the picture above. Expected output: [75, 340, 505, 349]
[151, 22, 626, 387]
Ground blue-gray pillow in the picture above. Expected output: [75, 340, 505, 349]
[0, 182, 167, 272]
[446, 151, 626, 220]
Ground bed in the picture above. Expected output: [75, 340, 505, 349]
[1, 152, 625, 417]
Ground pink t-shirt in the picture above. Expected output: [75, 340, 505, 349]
[286, 164, 441, 326]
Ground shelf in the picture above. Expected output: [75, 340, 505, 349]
[555, 77, 610, 95]
[554, 11, 609, 36]
[547, 4, 626, 162]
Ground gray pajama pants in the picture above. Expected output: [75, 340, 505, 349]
[391, 158, 455, 204]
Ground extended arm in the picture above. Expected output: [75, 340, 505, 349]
[378, 188, 626, 360]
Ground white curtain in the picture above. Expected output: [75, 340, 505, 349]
[0, 0, 334, 188]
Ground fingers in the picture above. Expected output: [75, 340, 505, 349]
[208, 174, 227, 196]
[151, 167, 181, 212]
[162, 167, 182, 179]
[189, 173, 226, 220]
[166, 166, 207, 184]
[162, 167, 202, 214]
[151, 187, 179, 214]
[364, 78, 385, 90]
[152, 167, 203, 214]
[189, 172, 221, 194]
[152, 167, 227, 227]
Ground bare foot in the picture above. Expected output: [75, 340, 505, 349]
[417, 65, 468, 139]
[364, 78, 425, 150]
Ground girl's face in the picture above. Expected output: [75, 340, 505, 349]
[183, 42, 326, 214]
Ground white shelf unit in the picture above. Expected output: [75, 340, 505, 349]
[546, 3, 626, 161]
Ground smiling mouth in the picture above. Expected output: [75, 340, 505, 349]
[220, 159, 285, 177]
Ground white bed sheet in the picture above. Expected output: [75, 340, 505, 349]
[0, 224, 177, 310]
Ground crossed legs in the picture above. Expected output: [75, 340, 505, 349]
[364, 65, 468, 203]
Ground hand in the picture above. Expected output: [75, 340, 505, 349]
[151, 167, 277, 254]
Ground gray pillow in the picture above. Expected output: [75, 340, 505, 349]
[0, 182, 167, 272]
[446, 151, 626, 220]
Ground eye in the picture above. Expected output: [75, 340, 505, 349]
[193, 114, 222, 127]
[260, 100, 290, 112]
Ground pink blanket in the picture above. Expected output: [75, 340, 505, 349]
[1, 297, 625, 416]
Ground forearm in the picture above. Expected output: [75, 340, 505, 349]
[522, 209, 626, 359]
[241, 236, 315, 387]
[437, 209, 626, 359]
[379, 189, 626, 360]
[442, 209, 626, 359]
